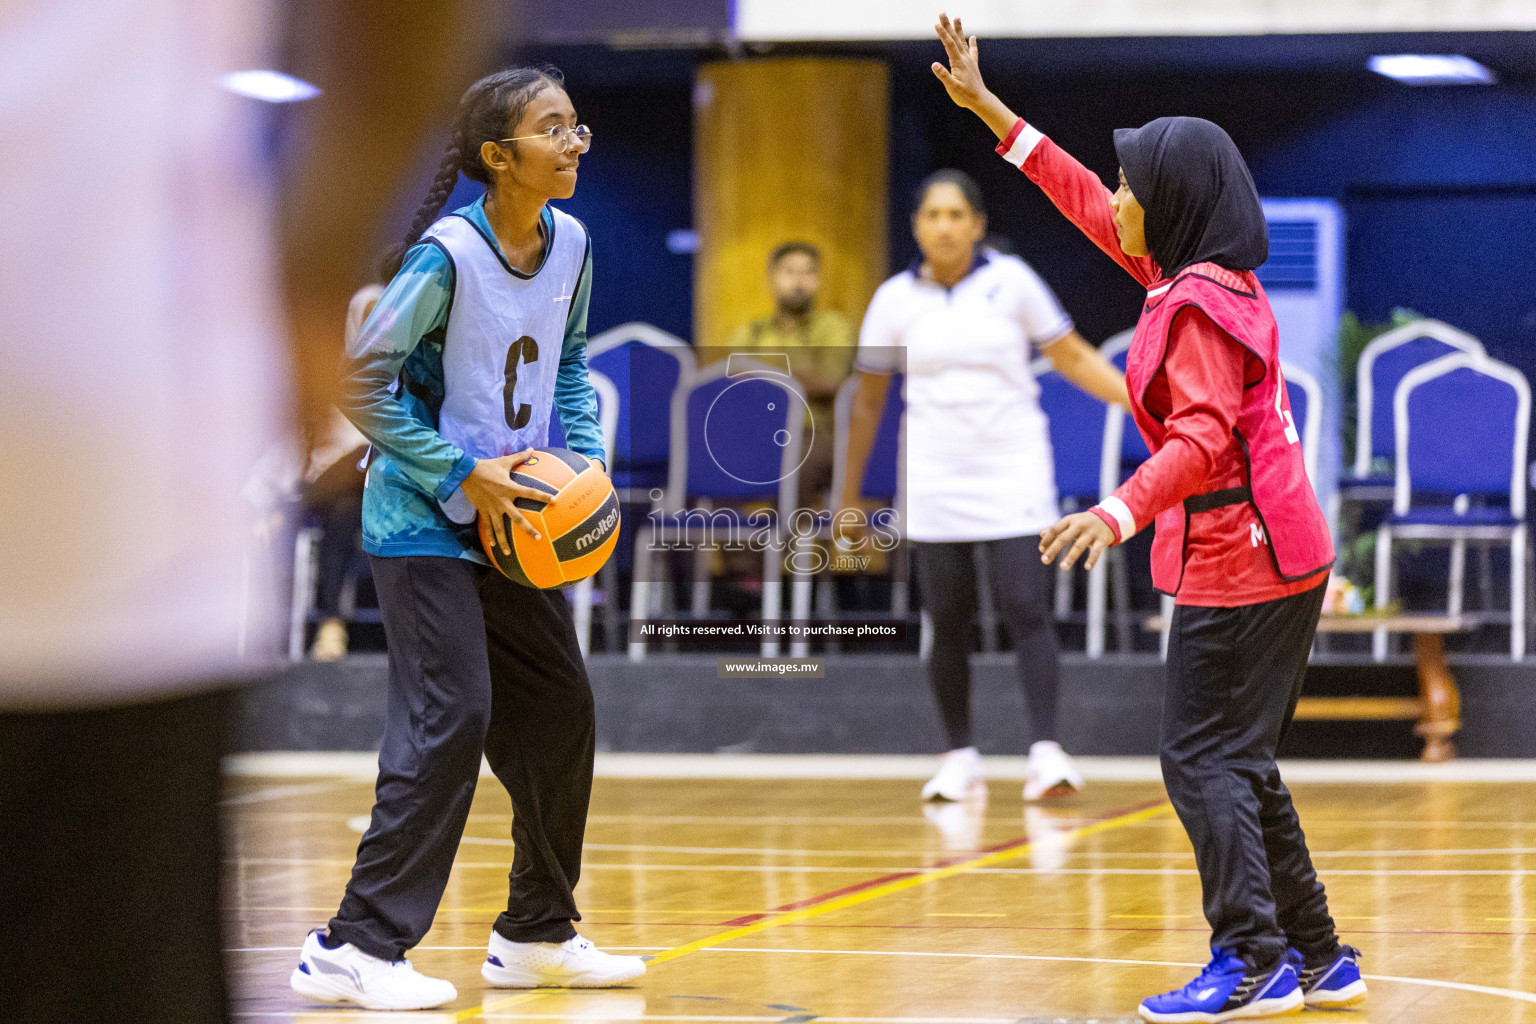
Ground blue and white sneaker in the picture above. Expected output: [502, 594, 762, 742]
[1288, 946, 1367, 1007]
[1138, 949, 1303, 1022]
[290, 928, 457, 1010]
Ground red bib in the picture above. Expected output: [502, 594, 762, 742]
[1125, 263, 1334, 594]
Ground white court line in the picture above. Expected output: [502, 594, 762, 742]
[235, 811, 1536, 831]
[244, 812, 954, 826]
[223, 752, 1536, 784]
[458, 838, 1043, 857]
[1310, 847, 1536, 858]
[220, 780, 346, 807]
[475, 1018, 786, 1023]
[235, 1017, 789, 1023]
[467, 1019, 1047, 1023]
[227, 946, 667, 953]
[697, 948, 1536, 1007]
[225, 857, 1536, 878]
[456, 839, 1536, 860]
[1065, 847, 1536, 858]
[230, 947, 1536, 1015]
[469, 1019, 1016, 1023]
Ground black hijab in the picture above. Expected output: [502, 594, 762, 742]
[1113, 117, 1268, 277]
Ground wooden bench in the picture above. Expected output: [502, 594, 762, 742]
[1145, 613, 1481, 762]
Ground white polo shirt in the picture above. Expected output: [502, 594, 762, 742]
[857, 251, 1071, 542]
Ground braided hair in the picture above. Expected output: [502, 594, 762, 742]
[380, 65, 566, 279]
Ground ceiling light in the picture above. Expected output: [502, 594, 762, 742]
[1368, 55, 1495, 86]
[218, 70, 321, 103]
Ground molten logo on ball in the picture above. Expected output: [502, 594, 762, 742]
[574, 506, 619, 551]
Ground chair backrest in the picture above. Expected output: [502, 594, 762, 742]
[1394, 353, 1529, 518]
[587, 323, 696, 488]
[1034, 360, 1108, 504]
[1280, 360, 1323, 484]
[1356, 319, 1484, 476]
[545, 370, 620, 469]
[667, 358, 804, 519]
[1097, 334, 1326, 491]
[589, 370, 619, 468]
[1099, 328, 1134, 365]
[830, 372, 904, 503]
[1101, 329, 1151, 467]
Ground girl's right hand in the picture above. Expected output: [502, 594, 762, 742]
[932, 13, 990, 112]
[461, 451, 550, 555]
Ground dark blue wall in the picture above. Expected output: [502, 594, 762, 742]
[492, 35, 1536, 378]
[889, 48, 1536, 386]
[552, 75, 695, 340]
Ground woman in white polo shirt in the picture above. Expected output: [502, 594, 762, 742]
[841, 169, 1127, 802]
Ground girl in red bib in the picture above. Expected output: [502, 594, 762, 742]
[933, 15, 1365, 1023]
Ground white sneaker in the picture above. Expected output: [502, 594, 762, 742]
[921, 746, 985, 802]
[290, 929, 457, 1010]
[481, 932, 646, 988]
[1023, 741, 1083, 801]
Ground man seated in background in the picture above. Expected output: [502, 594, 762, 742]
[729, 241, 856, 508]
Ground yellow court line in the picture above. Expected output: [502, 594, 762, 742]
[645, 801, 1170, 968]
[448, 801, 1168, 1022]
[455, 989, 549, 1022]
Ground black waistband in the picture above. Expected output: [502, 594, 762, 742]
[1184, 485, 1252, 514]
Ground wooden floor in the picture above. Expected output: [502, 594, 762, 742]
[228, 770, 1536, 1023]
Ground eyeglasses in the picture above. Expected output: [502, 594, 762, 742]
[499, 124, 592, 155]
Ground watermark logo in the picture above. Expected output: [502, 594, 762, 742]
[701, 354, 814, 486]
[627, 344, 907, 581]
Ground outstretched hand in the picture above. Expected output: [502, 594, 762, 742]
[931, 14, 1022, 141]
[932, 13, 988, 111]
[1040, 511, 1116, 572]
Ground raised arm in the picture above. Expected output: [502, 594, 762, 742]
[932, 13, 1160, 287]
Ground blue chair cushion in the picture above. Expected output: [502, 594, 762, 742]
[612, 463, 668, 491]
[1340, 473, 1394, 489]
[1389, 506, 1521, 528]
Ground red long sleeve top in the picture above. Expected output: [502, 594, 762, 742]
[998, 120, 1318, 606]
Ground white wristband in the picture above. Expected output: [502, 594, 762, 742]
[999, 124, 1046, 168]
[1096, 496, 1138, 542]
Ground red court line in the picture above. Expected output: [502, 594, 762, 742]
[719, 796, 1170, 927]
[721, 872, 922, 926]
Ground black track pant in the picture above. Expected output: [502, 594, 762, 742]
[0, 688, 232, 1024]
[328, 555, 596, 960]
[1162, 581, 1339, 970]
[915, 535, 1061, 749]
